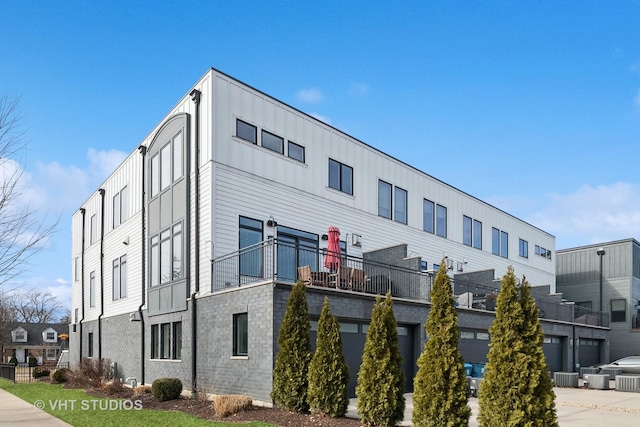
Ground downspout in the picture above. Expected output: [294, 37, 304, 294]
[98, 188, 106, 361]
[79, 208, 86, 361]
[189, 88, 201, 395]
[137, 145, 147, 385]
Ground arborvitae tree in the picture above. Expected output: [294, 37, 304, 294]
[307, 297, 350, 417]
[356, 293, 405, 427]
[478, 267, 558, 426]
[413, 260, 471, 427]
[519, 277, 558, 426]
[271, 280, 312, 412]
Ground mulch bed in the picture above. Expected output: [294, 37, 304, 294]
[81, 384, 362, 427]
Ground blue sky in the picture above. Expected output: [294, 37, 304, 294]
[1, 1, 639, 310]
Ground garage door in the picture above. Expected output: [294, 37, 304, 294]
[543, 336, 563, 373]
[459, 330, 490, 364]
[578, 338, 601, 368]
[311, 320, 415, 397]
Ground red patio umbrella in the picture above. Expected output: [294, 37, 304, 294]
[323, 226, 343, 272]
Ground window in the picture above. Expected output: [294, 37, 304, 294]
[492, 228, 508, 258]
[233, 313, 248, 356]
[473, 219, 482, 249]
[378, 180, 392, 219]
[46, 332, 55, 340]
[519, 239, 528, 258]
[151, 324, 159, 359]
[46, 348, 57, 359]
[423, 199, 434, 233]
[88, 332, 94, 357]
[151, 134, 183, 198]
[13, 330, 26, 341]
[328, 159, 353, 195]
[460, 331, 475, 339]
[236, 119, 257, 144]
[576, 301, 592, 309]
[261, 130, 284, 154]
[89, 271, 96, 307]
[436, 204, 447, 237]
[476, 332, 490, 340]
[611, 299, 626, 322]
[173, 132, 183, 181]
[463, 216, 472, 246]
[74, 308, 78, 324]
[74, 257, 79, 282]
[287, 141, 305, 162]
[90, 214, 97, 244]
[535, 245, 540, 255]
[150, 223, 183, 287]
[112, 255, 127, 300]
[395, 187, 407, 224]
[160, 144, 171, 192]
[151, 322, 182, 360]
[239, 217, 263, 277]
[173, 322, 182, 359]
[112, 186, 128, 228]
[500, 231, 508, 258]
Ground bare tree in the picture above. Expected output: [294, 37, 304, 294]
[11, 289, 64, 323]
[0, 96, 57, 287]
[58, 308, 71, 324]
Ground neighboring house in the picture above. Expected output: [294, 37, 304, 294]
[69, 68, 608, 402]
[2, 323, 68, 365]
[557, 238, 640, 362]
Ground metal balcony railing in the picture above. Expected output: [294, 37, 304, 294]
[211, 238, 610, 327]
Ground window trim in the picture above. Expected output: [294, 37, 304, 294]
[463, 215, 472, 246]
[378, 180, 392, 219]
[287, 141, 305, 163]
[436, 204, 447, 238]
[236, 119, 257, 144]
[611, 298, 627, 323]
[519, 238, 529, 259]
[261, 129, 284, 154]
[328, 158, 353, 195]
[233, 312, 248, 357]
[89, 271, 96, 307]
[394, 186, 407, 224]
[423, 199, 434, 234]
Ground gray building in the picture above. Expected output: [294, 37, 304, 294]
[557, 238, 640, 362]
[70, 68, 608, 404]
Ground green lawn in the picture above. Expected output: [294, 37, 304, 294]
[0, 380, 275, 427]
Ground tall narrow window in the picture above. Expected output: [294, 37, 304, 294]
[74, 257, 79, 282]
[173, 322, 182, 360]
[423, 199, 434, 233]
[473, 219, 482, 249]
[150, 236, 159, 287]
[88, 332, 94, 357]
[436, 205, 447, 237]
[172, 224, 182, 280]
[112, 186, 128, 228]
[394, 187, 407, 224]
[89, 271, 96, 307]
[173, 131, 183, 181]
[151, 324, 159, 359]
[233, 313, 248, 356]
[150, 153, 159, 197]
[161, 323, 171, 359]
[378, 180, 392, 219]
[160, 229, 171, 284]
[500, 231, 508, 258]
[112, 258, 120, 300]
[328, 159, 353, 195]
[160, 144, 171, 192]
[90, 214, 97, 244]
[492, 227, 500, 255]
[463, 216, 472, 246]
[113, 192, 121, 228]
[239, 217, 263, 277]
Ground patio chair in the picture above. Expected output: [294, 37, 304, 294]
[297, 265, 313, 286]
[330, 265, 352, 290]
[350, 268, 366, 292]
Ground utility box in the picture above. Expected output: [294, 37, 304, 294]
[615, 375, 640, 393]
[585, 374, 610, 390]
[553, 372, 579, 388]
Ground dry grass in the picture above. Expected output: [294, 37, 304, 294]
[133, 384, 152, 397]
[100, 379, 125, 395]
[213, 394, 253, 418]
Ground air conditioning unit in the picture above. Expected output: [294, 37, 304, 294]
[553, 372, 578, 388]
[579, 367, 599, 378]
[615, 375, 640, 393]
[585, 374, 609, 390]
[600, 367, 622, 380]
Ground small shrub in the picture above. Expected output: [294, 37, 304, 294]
[51, 368, 70, 383]
[152, 378, 183, 402]
[101, 379, 125, 395]
[213, 395, 252, 417]
[68, 358, 113, 388]
[133, 385, 152, 397]
[28, 356, 38, 367]
[32, 368, 51, 378]
[8, 356, 18, 366]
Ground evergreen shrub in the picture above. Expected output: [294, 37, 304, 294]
[151, 378, 183, 402]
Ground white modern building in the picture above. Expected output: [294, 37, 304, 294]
[70, 68, 607, 401]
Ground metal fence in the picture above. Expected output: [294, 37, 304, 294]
[0, 362, 70, 384]
[211, 238, 609, 326]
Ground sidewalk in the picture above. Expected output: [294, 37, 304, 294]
[346, 385, 640, 426]
[0, 387, 71, 426]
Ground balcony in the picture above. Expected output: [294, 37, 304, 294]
[210, 238, 609, 327]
